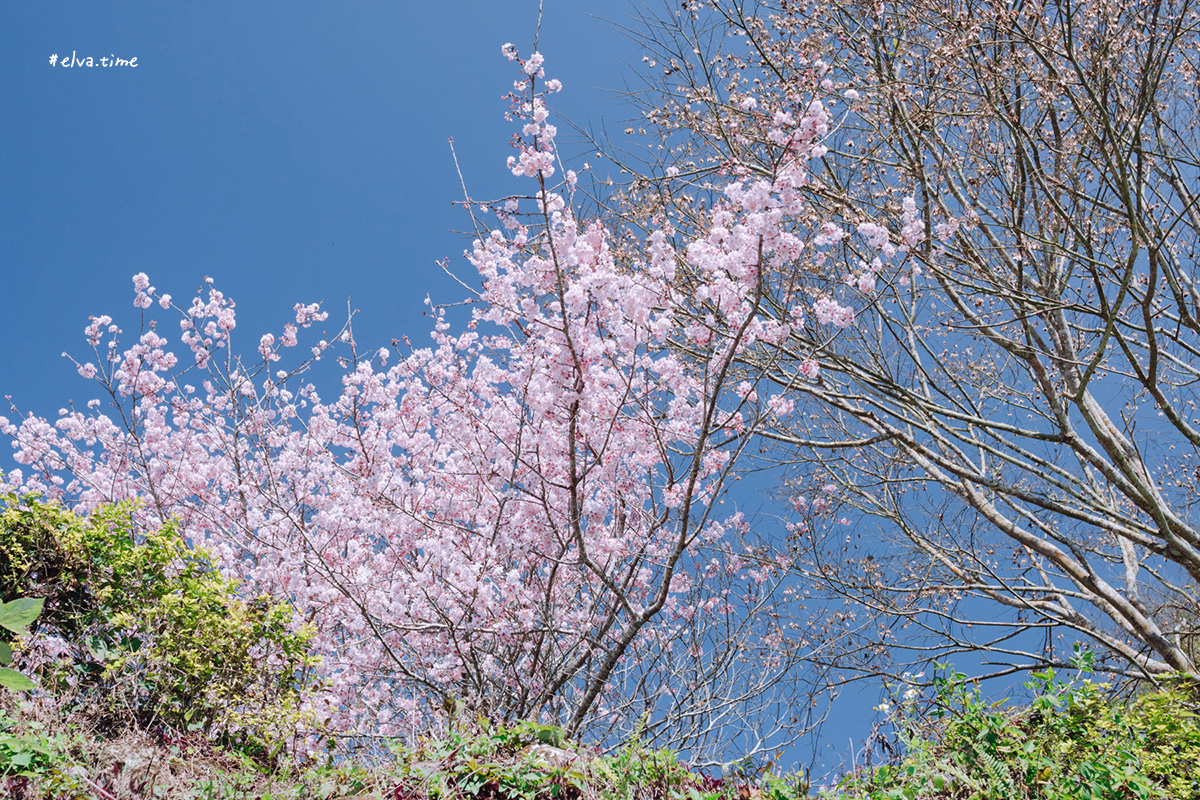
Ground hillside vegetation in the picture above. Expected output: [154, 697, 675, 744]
[3, 498, 1199, 798]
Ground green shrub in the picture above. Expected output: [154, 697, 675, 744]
[0, 711, 55, 780]
[388, 718, 754, 800]
[833, 657, 1200, 799]
[1129, 683, 1200, 799]
[0, 493, 320, 758]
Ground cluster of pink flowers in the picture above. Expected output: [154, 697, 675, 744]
[504, 44, 559, 180]
[899, 196, 925, 249]
[857, 221, 890, 249]
[813, 296, 856, 328]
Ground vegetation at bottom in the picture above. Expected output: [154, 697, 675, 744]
[834, 661, 1200, 800]
[3, 498, 1200, 799]
[2, 671, 1199, 799]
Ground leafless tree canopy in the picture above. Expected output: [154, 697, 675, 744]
[621, 0, 1200, 685]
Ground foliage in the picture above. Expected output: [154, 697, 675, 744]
[3, 706, 772, 800]
[393, 720, 586, 800]
[0, 597, 43, 692]
[388, 718, 760, 800]
[3, 705, 793, 800]
[0, 493, 319, 757]
[0, 712, 56, 781]
[0, 694, 377, 800]
[3, 667, 1197, 800]
[833, 660, 1200, 799]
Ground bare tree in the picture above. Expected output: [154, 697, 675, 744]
[618, 0, 1200, 686]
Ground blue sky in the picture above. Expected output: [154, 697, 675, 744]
[1, 2, 637, 428]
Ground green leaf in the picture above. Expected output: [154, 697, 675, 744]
[0, 668, 35, 692]
[85, 634, 114, 662]
[0, 642, 11, 666]
[0, 598, 43, 634]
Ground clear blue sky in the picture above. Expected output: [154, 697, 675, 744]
[1, 1, 637, 428]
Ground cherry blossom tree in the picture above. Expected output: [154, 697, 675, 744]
[2, 47, 847, 756]
[627, 0, 1200, 687]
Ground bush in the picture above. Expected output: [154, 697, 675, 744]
[390, 718, 760, 800]
[834, 658, 1200, 799]
[0, 493, 320, 758]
